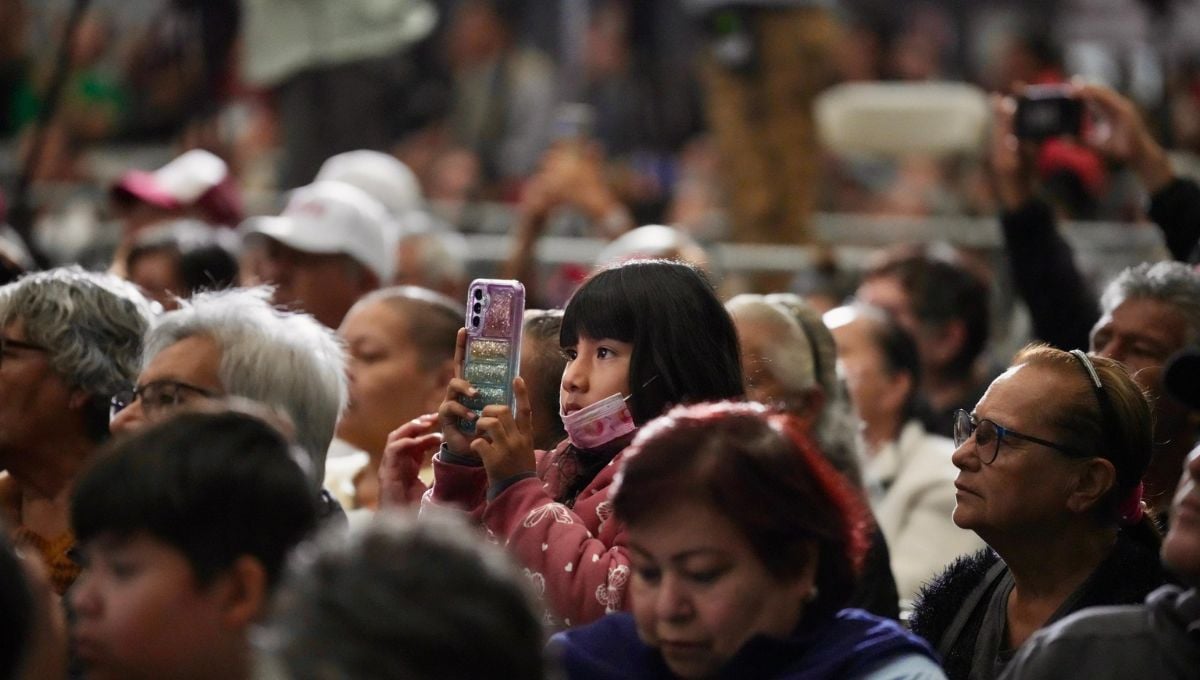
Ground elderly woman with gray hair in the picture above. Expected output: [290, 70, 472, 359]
[0, 267, 154, 594]
[726, 293, 900, 619]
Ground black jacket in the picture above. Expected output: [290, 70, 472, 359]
[909, 532, 1173, 680]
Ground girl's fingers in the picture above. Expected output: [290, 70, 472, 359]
[453, 327, 467, 380]
[512, 377, 533, 436]
[386, 414, 439, 444]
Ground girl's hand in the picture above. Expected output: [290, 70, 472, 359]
[472, 377, 536, 485]
[379, 414, 441, 508]
[437, 328, 481, 458]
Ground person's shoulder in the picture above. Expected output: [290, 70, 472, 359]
[549, 613, 661, 680]
[1000, 601, 1166, 680]
[908, 547, 1000, 640]
[851, 653, 948, 680]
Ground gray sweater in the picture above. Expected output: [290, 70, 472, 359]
[1001, 585, 1200, 680]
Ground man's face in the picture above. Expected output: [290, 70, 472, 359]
[109, 335, 224, 437]
[1162, 444, 1200, 585]
[1090, 296, 1193, 437]
[0, 321, 77, 471]
[252, 238, 373, 329]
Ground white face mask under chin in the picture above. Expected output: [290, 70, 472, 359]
[560, 392, 636, 449]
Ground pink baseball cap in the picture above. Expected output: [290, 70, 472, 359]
[111, 149, 244, 226]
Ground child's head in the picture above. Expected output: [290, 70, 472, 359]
[560, 260, 744, 424]
[267, 510, 547, 680]
[69, 410, 318, 680]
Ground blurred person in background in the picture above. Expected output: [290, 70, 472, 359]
[242, 180, 392, 329]
[328, 286, 461, 516]
[313, 149, 469, 298]
[239, 0, 445, 189]
[521, 309, 568, 452]
[393, 225, 469, 300]
[109, 287, 348, 527]
[0, 268, 153, 595]
[109, 149, 244, 233]
[268, 510, 547, 680]
[0, 521, 67, 680]
[315, 149, 426, 232]
[444, 0, 557, 194]
[680, 0, 842, 291]
[70, 410, 318, 680]
[825, 303, 984, 604]
[124, 219, 240, 310]
[108, 148, 244, 278]
[856, 249, 994, 438]
[551, 403, 942, 679]
[727, 293, 902, 619]
[502, 142, 635, 307]
[910, 346, 1172, 680]
[1000, 348, 1200, 679]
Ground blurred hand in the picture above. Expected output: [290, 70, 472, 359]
[988, 92, 1038, 211]
[379, 414, 440, 508]
[1075, 81, 1173, 193]
[518, 144, 629, 236]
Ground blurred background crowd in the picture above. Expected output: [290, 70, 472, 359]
[2, 0, 1199, 273]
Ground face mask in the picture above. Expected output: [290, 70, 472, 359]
[560, 392, 636, 450]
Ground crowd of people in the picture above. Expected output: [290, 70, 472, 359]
[1, 1, 1199, 680]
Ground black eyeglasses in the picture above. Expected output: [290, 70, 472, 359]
[953, 409, 1085, 464]
[0, 336, 48, 366]
[110, 380, 216, 421]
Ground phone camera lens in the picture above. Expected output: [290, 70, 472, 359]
[471, 316, 480, 327]
[473, 302, 482, 313]
[473, 289, 483, 300]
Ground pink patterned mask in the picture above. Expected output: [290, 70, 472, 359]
[561, 392, 636, 449]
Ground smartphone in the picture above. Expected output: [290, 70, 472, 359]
[458, 279, 526, 434]
[1015, 85, 1083, 140]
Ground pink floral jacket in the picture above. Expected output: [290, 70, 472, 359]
[426, 440, 631, 628]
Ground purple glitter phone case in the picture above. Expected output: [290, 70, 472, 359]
[459, 279, 525, 434]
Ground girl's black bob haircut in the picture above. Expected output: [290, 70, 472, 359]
[560, 259, 744, 424]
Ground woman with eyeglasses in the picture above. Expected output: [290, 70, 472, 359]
[908, 344, 1173, 680]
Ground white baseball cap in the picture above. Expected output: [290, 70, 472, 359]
[315, 150, 423, 219]
[242, 181, 394, 282]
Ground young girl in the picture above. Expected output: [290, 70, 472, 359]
[383, 260, 744, 626]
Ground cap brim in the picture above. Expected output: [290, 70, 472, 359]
[241, 216, 345, 256]
[111, 171, 180, 209]
[1164, 348, 1200, 410]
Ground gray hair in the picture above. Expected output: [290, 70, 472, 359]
[0, 267, 155, 439]
[725, 293, 863, 487]
[727, 294, 818, 393]
[143, 287, 346, 487]
[1100, 261, 1200, 344]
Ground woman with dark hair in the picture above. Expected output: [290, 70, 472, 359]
[383, 259, 745, 626]
[550, 402, 943, 679]
[910, 345, 1173, 680]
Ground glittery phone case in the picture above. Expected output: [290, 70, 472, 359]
[458, 279, 525, 434]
